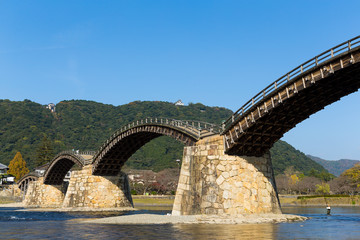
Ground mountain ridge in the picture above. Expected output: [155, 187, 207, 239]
[307, 155, 360, 176]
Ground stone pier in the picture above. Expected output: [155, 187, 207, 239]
[23, 177, 64, 208]
[62, 165, 133, 208]
[23, 166, 133, 209]
[172, 135, 281, 215]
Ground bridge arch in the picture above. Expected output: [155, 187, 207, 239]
[43, 151, 87, 185]
[92, 118, 221, 175]
[17, 172, 39, 195]
[222, 36, 360, 156]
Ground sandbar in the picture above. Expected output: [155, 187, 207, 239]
[84, 213, 307, 225]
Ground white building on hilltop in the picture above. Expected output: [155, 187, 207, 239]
[46, 103, 56, 113]
[174, 100, 184, 106]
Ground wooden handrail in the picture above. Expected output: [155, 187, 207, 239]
[222, 35, 360, 132]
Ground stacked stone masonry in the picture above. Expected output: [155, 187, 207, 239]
[23, 166, 133, 209]
[62, 166, 133, 208]
[23, 177, 64, 208]
[172, 135, 281, 215]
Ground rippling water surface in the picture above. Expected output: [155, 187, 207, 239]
[1, 206, 360, 239]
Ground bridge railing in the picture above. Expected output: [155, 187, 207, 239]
[222, 35, 360, 132]
[94, 117, 222, 160]
[52, 150, 96, 166]
[109, 117, 221, 140]
[17, 172, 40, 184]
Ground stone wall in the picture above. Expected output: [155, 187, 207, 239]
[172, 135, 281, 215]
[62, 165, 133, 208]
[0, 185, 22, 198]
[23, 177, 64, 208]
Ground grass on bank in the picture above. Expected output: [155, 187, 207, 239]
[132, 197, 174, 206]
[279, 195, 360, 206]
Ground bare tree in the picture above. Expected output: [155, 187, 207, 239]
[155, 169, 179, 194]
[296, 176, 321, 194]
[329, 175, 356, 195]
[275, 174, 291, 194]
[140, 170, 156, 195]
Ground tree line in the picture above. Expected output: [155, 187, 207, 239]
[276, 165, 360, 195]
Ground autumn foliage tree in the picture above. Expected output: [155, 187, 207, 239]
[315, 182, 330, 195]
[343, 164, 360, 190]
[7, 152, 29, 180]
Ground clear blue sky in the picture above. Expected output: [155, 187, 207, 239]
[1, 1, 359, 160]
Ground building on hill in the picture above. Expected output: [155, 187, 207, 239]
[0, 174, 15, 185]
[0, 163, 15, 185]
[0, 163, 9, 174]
[46, 103, 56, 112]
[34, 163, 71, 181]
[174, 100, 184, 106]
[34, 163, 50, 176]
[127, 169, 156, 184]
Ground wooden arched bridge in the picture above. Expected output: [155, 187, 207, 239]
[92, 118, 221, 175]
[43, 151, 93, 185]
[20, 118, 221, 191]
[18, 172, 40, 195]
[222, 35, 360, 156]
[19, 36, 360, 215]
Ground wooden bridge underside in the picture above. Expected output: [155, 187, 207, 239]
[92, 125, 198, 176]
[43, 154, 84, 185]
[18, 173, 39, 193]
[224, 49, 360, 156]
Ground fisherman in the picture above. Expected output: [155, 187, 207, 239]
[326, 204, 331, 215]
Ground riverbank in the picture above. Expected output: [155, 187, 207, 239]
[2, 194, 359, 209]
[279, 195, 360, 206]
[132, 195, 174, 207]
[132, 195, 360, 207]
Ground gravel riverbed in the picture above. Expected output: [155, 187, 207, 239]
[84, 213, 307, 225]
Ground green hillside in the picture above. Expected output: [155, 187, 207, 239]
[0, 99, 231, 170]
[270, 140, 328, 175]
[0, 99, 329, 175]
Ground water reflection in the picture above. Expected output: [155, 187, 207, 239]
[280, 206, 360, 240]
[175, 223, 278, 240]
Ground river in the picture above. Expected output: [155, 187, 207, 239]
[1, 206, 360, 239]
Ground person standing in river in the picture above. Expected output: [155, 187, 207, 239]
[327, 204, 331, 215]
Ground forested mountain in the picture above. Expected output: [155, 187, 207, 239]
[0, 99, 329, 175]
[308, 155, 360, 176]
[0, 99, 231, 170]
[270, 141, 327, 175]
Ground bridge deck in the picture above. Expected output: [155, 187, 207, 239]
[222, 36, 360, 156]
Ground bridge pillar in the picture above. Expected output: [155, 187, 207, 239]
[62, 165, 133, 209]
[23, 177, 64, 208]
[172, 135, 281, 215]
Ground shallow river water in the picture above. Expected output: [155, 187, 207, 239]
[1, 206, 360, 239]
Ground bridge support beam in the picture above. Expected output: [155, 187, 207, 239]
[23, 177, 64, 208]
[62, 166, 133, 209]
[172, 135, 281, 215]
